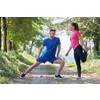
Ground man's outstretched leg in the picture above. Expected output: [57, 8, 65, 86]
[53, 59, 65, 79]
[20, 61, 42, 78]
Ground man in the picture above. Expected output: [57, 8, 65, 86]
[20, 29, 65, 79]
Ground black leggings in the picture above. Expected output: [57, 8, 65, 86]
[74, 45, 87, 77]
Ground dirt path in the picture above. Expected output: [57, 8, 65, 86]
[9, 63, 100, 84]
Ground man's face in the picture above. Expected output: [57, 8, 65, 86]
[49, 31, 56, 38]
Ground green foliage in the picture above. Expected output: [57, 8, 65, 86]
[51, 17, 100, 53]
[7, 17, 47, 44]
[0, 51, 35, 84]
[94, 51, 100, 59]
[67, 56, 100, 75]
[67, 62, 76, 67]
[1, 17, 52, 52]
[0, 75, 9, 84]
[81, 59, 100, 74]
[19, 51, 36, 63]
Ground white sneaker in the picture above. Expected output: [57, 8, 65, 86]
[73, 77, 82, 81]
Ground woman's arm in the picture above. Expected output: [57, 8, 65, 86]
[65, 44, 72, 56]
[78, 36, 88, 51]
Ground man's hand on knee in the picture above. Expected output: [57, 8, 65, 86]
[57, 57, 63, 60]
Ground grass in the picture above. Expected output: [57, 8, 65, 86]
[45, 64, 55, 70]
[45, 64, 55, 76]
[67, 56, 100, 75]
[0, 75, 9, 84]
[0, 51, 35, 84]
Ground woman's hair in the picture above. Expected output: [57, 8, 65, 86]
[71, 23, 79, 31]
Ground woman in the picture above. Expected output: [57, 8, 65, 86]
[65, 23, 89, 80]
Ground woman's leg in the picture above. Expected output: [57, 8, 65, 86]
[76, 45, 87, 62]
[74, 50, 81, 77]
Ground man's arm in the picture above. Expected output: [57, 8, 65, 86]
[56, 45, 61, 58]
[36, 46, 44, 60]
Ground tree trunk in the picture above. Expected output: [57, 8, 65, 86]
[8, 40, 12, 51]
[93, 35, 99, 53]
[95, 43, 99, 51]
[23, 44, 26, 51]
[30, 41, 34, 54]
[0, 17, 1, 50]
[13, 43, 17, 50]
[2, 17, 7, 52]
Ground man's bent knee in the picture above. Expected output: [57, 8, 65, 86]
[60, 60, 65, 65]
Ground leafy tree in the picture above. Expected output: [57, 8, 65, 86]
[1, 17, 51, 53]
[0, 17, 1, 50]
[51, 17, 100, 53]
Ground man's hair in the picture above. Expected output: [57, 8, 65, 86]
[50, 29, 56, 32]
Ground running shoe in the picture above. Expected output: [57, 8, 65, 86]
[19, 74, 25, 79]
[54, 75, 64, 79]
[73, 77, 82, 81]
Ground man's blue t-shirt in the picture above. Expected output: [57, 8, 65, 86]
[41, 37, 61, 58]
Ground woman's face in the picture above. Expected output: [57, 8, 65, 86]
[69, 24, 75, 31]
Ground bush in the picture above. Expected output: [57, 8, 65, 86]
[94, 51, 100, 59]
[67, 58, 100, 75]
[0, 51, 35, 84]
